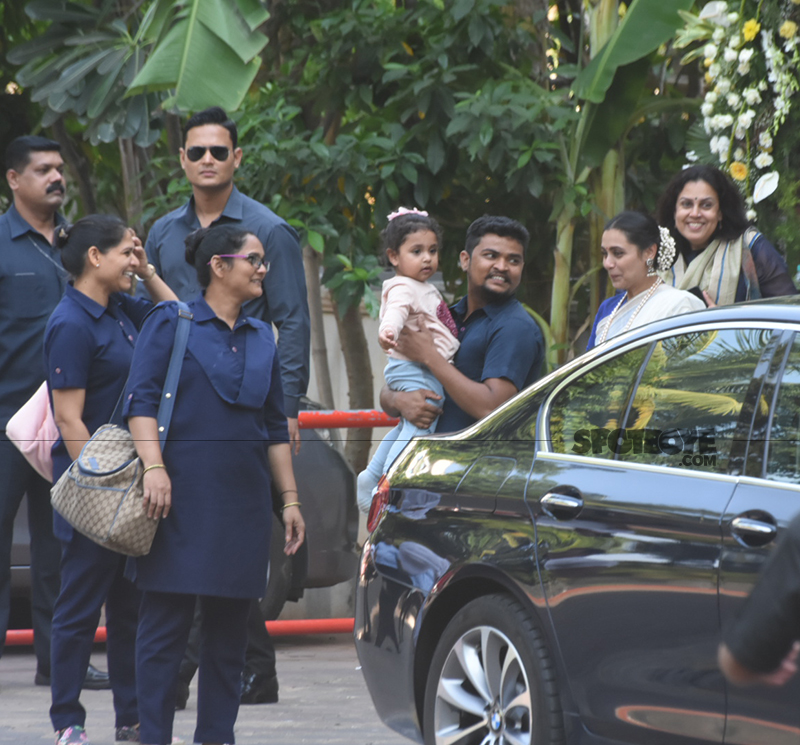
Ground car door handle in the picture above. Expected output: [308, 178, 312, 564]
[540, 492, 584, 520]
[730, 516, 778, 547]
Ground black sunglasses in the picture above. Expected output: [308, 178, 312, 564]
[186, 146, 230, 162]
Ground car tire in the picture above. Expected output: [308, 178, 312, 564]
[423, 593, 564, 745]
[260, 518, 292, 621]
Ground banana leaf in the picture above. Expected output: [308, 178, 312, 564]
[127, 0, 269, 112]
[574, 0, 695, 104]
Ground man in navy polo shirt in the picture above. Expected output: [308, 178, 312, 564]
[143, 107, 310, 440]
[144, 107, 310, 707]
[381, 215, 543, 433]
[0, 136, 67, 686]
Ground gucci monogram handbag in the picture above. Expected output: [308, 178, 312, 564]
[50, 302, 192, 556]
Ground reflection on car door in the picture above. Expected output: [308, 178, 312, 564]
[527, 328, 771, 745]
[719, 329, 800, 744]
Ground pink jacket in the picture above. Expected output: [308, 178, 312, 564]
[379, 276, 460, 363]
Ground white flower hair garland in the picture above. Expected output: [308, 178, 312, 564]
[657, 226, 677, 272]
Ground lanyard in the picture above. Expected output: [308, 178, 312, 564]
[26, 234, 70, 281]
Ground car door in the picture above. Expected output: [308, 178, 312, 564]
[527, 326, 773, 745]
[719, 328, 800, 744]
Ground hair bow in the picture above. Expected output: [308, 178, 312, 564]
[387, 207, 429, 221]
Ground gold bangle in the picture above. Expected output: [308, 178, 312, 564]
[280, 490, 298, 497]
[143, 463, 165, 475]
[281, 501, 301, 511]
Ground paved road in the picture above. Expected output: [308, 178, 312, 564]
[0, 635, 411, 745]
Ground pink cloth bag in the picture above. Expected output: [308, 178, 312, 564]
[6, 381, 58, 483]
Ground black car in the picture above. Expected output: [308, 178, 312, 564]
[12, 401, 358, 624]
[355, 298, 800, 745]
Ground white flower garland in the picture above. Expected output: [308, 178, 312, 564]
[677, 1, 800, 216]
[657, 226, 677, 272]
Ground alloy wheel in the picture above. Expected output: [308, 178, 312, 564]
[432, 625, 532, 745]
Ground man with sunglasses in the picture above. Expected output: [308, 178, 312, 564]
[142, 107, 310, 708]
[144, 107, 310, 443]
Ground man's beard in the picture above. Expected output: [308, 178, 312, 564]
[475, 280, 514, 304]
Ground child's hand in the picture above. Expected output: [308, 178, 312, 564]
[379, 328, 397, 351]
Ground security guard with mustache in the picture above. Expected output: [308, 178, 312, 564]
[0, 136, 108, 690]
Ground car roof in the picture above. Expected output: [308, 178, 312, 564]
[436, 295, 800, 440]
[593, 294, 800, 354]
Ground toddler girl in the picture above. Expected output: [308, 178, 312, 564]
[357, 208, 459, 513]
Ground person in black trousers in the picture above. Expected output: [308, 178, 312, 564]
[126, 225, 305, 744]
[0, 136, 108, 692]
[141, 106, 310, 707]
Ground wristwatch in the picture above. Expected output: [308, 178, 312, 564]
[137, 263, 157, 281]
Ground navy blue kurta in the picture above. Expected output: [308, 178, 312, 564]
[44, 285, 153, 540]
[123, 297, 289, 599]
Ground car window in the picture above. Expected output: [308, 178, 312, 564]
[766, 335, 800, 484]
[620, 329, 769, 474]
[548, 345, 648, 458]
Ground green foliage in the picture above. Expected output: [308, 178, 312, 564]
[322, 253, 383, 317]
[138, 153, 193, 228]
[8, 0, 165, 145]
[127, 0, 269, 111]
[0, 2, 45, 206]
[757, 102, 800, 267]
[574, 0, 695, 103]
[235, 0, 556, 314]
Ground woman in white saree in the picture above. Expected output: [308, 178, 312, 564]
[587, 211, 706, 350]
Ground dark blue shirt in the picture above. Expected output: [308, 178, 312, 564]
[142, 186, 310, 417]
[122, 298, 289, 596]
[44, 285, 153, 538]
[437, 295, 543, 433]
[0, 203, 68, 428]
[123, 296, 289, 444]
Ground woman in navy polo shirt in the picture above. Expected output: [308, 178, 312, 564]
[45, 215, 177, 745]
[123, 225, 305, 745]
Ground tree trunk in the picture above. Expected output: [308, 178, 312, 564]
[118, 137, 144, 234]
[165, 113, 183, 156]
[331, 299, 373, 473]
[50, 118, 97, 215]
[303, 245, 336, 410]
[588, 147, 624, 319]
[550, 199, 576, 366]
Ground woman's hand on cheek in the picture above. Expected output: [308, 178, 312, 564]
[143, 469, 172, 519]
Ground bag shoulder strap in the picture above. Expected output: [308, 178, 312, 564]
[155, 301, 193, 445]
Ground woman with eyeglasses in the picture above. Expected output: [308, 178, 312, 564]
[123, 225, 304, 745]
